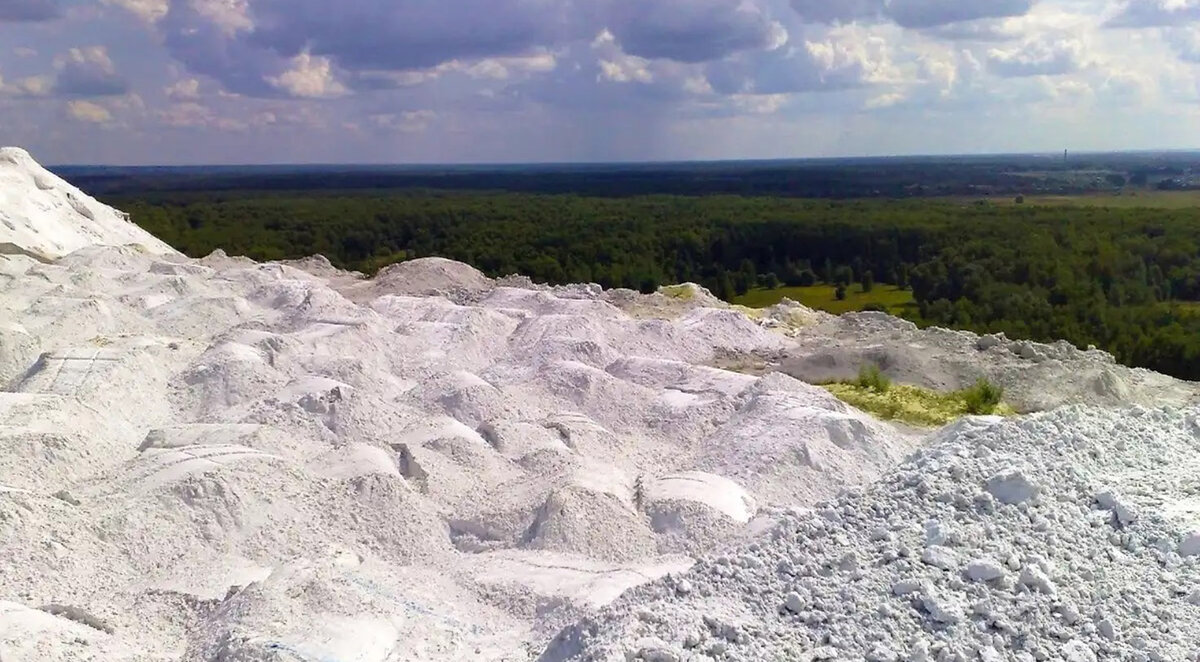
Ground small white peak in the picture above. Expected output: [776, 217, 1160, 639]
[0, 146, 178, 260]
[0, 146, 35, 165]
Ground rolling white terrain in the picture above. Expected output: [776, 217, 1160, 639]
[2, 147, 1199, 661]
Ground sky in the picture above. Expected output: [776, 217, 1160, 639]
[0, 0, 1199, 164]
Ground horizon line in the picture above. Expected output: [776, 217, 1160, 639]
[45, 147, 1200, 170]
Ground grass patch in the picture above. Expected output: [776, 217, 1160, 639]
[658, 284, 697, 300]
[733, 283, 917, 315]
[821, 378, 1014, 427]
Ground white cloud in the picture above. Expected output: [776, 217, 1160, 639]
[165, 77, 201, 100]
[369, 110, 436, 132]
[597, 58, 654, 83]
[804, 25, 902, 86]
[268, 53, 348, 99]
[102, 0, 167, 23]
[865, 91, 906, 108]
[731, 93, 789, 114]
[1100, 69, 1151, 100]
[13, 75, 51, 96]
[458, 53, 557, 80]
[987, 34, 1087, 76]
[66, 99, 112, 123]
[592, 30, 656, 84]
[57, 46, 115, 73]
[1106, 0, 1200, 27]
[157, 101, 250, 130]
[189, 0, 253, 35]
[157, 101, 213, 126]
[54, 46, 130, 96]
[1, 73, 52, 97]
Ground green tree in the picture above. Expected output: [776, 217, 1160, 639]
[717, 270, 736, 302]
[821, 258, 834, 283]
[834, 265, 853, 287]
[861, 270, 875, 293]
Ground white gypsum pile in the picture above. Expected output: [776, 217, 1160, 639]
[541, 408, 1200, 662]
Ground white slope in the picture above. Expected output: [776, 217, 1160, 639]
[0, 147, 177, 260]
[542, 409, 1200, 661]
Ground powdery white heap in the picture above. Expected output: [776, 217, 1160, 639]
[540, 408, 1200, 661]
[0, 147, 177, 259]
[0, 234, 920, 658]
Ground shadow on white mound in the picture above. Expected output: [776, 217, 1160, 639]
[469, 549, 694, 609]
[189, 557, 527, 662]
[0, 601, 136, 661]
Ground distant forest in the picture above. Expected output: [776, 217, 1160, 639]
[110, 189, 1200, 381]
[59, 150, 1200, 198]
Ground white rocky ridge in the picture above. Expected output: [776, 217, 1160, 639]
[777, 312, 1196, 412]
[1, 148, 1198, 661]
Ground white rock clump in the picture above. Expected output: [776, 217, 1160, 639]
[1180, 530, 1200, 557]
[964, 558, 1006, 582]
[985, 468, 1039, 505]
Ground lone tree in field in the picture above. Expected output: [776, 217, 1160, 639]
[861, 270, 874, 293]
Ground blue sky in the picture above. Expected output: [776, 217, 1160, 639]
[0, 0, 1198, 164]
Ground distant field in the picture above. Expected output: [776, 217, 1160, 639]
[734, 283, 917, 315]
[953, 190, 1200, 209]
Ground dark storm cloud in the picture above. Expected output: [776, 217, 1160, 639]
[0, 0, 59, 21]
[706, 47, 872, 96]
[249, 0, 578, 70]
[605, 0, 781, 63]
[790, 0, 1035, 28]
[1105, 0, 1200, 28]
[887, 0, 1035, 28]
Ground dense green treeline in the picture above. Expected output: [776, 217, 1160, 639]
[113, 191, 1200, 380]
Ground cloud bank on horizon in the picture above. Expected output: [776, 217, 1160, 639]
[0, 0, 1196, 164]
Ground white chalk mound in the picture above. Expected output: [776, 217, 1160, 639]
[0, 147, 177, 260]
[541, 407, 1200, 661]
